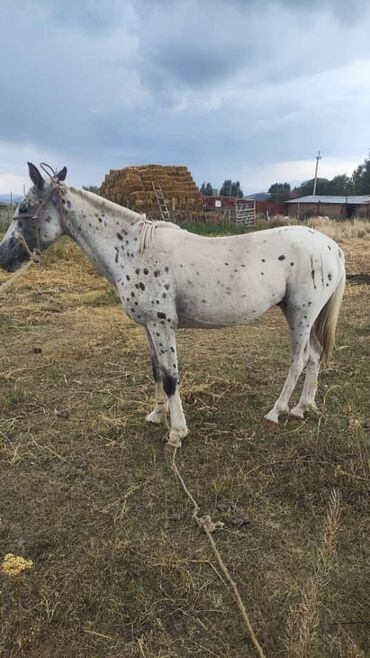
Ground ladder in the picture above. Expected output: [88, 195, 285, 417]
[152, 182, 171, 220]
[235, 201, 256, 226]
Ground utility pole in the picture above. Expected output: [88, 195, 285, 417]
[313, 150, 321, 196]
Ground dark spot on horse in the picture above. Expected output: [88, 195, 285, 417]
[116, 233, 123, 241]
[167, 318, 171, 323]
[170, 347, 175, 353]
[156, 332, 160, 337]
[202, 299, 206, 303]
[225, 262, 229, 266]
[290, 262, 294, 266]
[338, 249, 341, 258]
[157, 312, 166, 320]
[328, 273, 332, 281]
[165, 266, 169, 272]
[261, 259, 265, 263]
[162, 370, 177, 397]
[304, 315, 307, 319]
[115, 251, 118, 263]
[328, 245, 331, 250]
[241, 264, 246, 267]
[135, 301, 138, 306]
[126, 274, 130, 281]
[164, 284, 170, 290]
[67, 201, 71, 208]
[261, 272, 264, 276]
[162, 293, 167, 298]
[131, 292, 135, 297]
[136, 268, 140, 275]
[98, 217, 102, 223]
[139, 282, 145, 291]
[154, 270, 160, 277]
[160, 320, 165, 325]
[308, 301, 312, 306]
[278, 255, 286, 261]
[156, 300, 159, 304]
[143, 268, 149, 275]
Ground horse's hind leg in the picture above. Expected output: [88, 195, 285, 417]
[144, 328, 169, 424]
[265, 307, 311, 423]
[290, 331, 322, 419]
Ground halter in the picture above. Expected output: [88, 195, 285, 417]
[12, 164, 65, 261]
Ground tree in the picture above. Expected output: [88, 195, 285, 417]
[351, 158, 370, 194]
[292, 178, 330, 197]
[268, 182, 291, 201]
[327, 174, 353, 195]
[200, 182, 214, 196]
[83, 185, 100, 195]
[219, 179, 244, 197]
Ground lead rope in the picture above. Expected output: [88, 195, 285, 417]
[169, 444, 267, 658]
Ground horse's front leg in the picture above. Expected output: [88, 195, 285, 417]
[146, 323, 188, 447]
[144, 328, 169, 424]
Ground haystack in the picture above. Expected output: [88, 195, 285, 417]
[100, 164, 203, 219]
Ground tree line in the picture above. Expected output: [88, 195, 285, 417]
[201, 156, 370, 200]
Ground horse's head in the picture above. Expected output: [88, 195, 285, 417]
[0, 162, 67, 272]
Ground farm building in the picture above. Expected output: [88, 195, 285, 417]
[100, 164, 203, 221]
[286, 195, 370, 219]
[203, 195, 286, 217]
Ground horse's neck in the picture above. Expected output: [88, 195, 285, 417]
[62, 187, 140, 282]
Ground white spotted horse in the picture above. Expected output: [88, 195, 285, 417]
[0, 164, 346, 446]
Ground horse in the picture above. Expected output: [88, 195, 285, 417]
[0, 163, 346, 447]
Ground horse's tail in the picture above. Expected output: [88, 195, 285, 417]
[313, 267, 346, 363]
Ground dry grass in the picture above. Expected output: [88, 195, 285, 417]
[0, 228, 369, 657]
[307, 217, 370, 241]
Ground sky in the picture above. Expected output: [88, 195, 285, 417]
[1, 0, 370, 195]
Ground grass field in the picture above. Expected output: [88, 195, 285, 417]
[0, 222, 369, 657]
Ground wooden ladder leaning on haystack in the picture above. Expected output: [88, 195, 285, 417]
[151, 182, 171, 220]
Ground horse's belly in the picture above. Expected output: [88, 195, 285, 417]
[176, 295, 268, 329]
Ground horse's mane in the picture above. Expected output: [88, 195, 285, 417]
[71, 186, 183, 252]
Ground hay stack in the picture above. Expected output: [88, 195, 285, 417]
[100, 164, 203, 219]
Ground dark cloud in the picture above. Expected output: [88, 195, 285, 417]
[1, 0, 370, 192]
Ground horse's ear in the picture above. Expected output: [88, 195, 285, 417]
[56, 166, 67, 182]
[27, 162, 44, 191]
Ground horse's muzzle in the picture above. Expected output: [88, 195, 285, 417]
[0, 240, 30, 272]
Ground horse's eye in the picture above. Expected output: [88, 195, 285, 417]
[18, 202, 29, 214]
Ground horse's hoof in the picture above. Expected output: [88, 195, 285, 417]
[146, 410, 162, 424]
[264, 412, 279, 425]
[167, 427, 189, 448]
[289, 407, 305, 420]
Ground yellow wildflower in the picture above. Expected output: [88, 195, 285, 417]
[1, 554, 33, 578]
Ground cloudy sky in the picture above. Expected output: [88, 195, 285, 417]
[1, 0, 370, 195]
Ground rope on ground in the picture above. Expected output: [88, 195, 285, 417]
[0, 234, 40, 296]
[169, 445, 267, 658]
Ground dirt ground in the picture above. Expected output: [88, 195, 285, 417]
[0, 234, 369, 657]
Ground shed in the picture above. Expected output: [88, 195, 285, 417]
[286, 195, 370, 219]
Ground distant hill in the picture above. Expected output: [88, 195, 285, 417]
[0, 194, 22, 204]
[246, 192, 270, 201]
